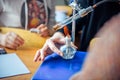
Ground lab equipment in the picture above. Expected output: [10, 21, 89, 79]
[71, 0, 77, 43]
[53, 0, 119, 31]
[53, 6, 93, 31]
[60, 36, 76, 59]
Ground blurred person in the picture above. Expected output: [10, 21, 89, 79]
[0, 0, 56, 49]
[70, 13, 120, 80]
[0, 0, 25, 49]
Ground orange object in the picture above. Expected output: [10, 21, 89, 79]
[63, 26, 70, 37]
[29, 18, 39, 28]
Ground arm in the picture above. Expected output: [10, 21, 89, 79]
[70, 14, 120, 80]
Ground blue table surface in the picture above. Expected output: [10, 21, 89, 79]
[31, 51, 87, 80]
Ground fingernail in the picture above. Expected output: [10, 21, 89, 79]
[60, 52, 63, 56]
[41, 57, 44, 61]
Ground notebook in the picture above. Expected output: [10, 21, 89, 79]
[0, 53, 30, 78]
[32, 51, 87, 80]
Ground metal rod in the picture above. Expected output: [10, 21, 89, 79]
[72, 0, 77, 42]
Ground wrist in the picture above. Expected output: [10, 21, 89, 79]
[0, 33, 4, 45]
[0, 34, 3, 45]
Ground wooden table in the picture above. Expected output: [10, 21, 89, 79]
[0, 27, 49, 80]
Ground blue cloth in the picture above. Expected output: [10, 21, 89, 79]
[31, 51, 87, 80]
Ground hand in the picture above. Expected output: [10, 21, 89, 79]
[34, 32, 65, 62]
[36, 24, 50, 37]
[0, 32, 24, 49]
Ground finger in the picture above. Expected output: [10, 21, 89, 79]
[40, 31, 49, 37]
[7, 35, 22, 48]
[40, 27, 48, 34]
[40, 26, 48, 32]
[15, 35, 24, 44]
[37, 24, 46, 29]
[14, 36, 24, 46]
[71, 42, 78, 49]
[38, 49, 49, 61]
[5, 41, 17, 49]
[10, 32, 24, 45]
[40, 49, 46, 61]
[40, 39, 55, 56]
[47, 39, 63, 56]
[34, 49, 41, 62]
[6, 39, 19, 49]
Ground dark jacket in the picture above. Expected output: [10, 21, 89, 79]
[59, 0, 120, 51]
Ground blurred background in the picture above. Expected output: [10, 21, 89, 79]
[55, 0, 69, 5]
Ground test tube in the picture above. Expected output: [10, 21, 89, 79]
[53, 6, 93, 31]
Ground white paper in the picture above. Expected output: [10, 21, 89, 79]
[0, 53, 30, 78]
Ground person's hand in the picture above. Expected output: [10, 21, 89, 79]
[36, 24, 50, 37]
[0, 32, 24, 49]
[34, 32, 77, 62]
[34, 32, 65, 62]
